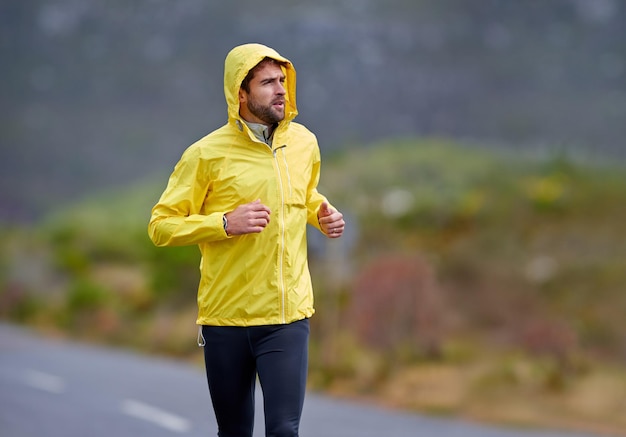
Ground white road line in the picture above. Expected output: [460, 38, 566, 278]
[22, 369, 66, 394]
[121, 398, 191, 433]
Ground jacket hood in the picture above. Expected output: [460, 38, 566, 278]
[224, 43, 298, 124]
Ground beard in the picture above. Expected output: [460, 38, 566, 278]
[247, 98, 285, 125]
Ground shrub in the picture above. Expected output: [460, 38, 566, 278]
[347, 253, 445, 360]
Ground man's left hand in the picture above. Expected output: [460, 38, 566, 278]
[318, 202, 345, 239]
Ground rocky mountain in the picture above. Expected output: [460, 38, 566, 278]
[1, 0, 625, 222]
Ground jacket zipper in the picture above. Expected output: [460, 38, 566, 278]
[273, 146, 288, 323]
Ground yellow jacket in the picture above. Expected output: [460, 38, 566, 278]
[148, 43, 329, 326]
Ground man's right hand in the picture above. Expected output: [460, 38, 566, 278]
[224, 199, 271, 235]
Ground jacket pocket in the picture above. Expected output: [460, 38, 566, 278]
[276, 147, 307, 206]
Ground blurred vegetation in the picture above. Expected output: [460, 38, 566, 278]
[1, 139, 625, 435]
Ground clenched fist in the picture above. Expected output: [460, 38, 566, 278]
[318, 201, 345, 239]
[224, 199, 271, 235]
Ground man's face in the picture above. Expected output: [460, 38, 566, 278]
[239, 62, 286, 126]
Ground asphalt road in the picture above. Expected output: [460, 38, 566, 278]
[0, 323, 601, 437]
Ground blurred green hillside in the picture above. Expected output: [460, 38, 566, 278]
[1, 139, 626, 435]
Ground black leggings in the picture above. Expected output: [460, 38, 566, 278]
[201, 319, 309, 437]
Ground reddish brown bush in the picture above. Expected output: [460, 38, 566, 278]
[347, 254, 444, 358]
[517, 317, 578, 363]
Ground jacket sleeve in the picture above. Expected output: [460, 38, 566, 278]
[306, 145, 331, 232]
[148, 146, 228, 247]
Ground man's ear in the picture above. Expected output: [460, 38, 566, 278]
[238, 88, 246, 103]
